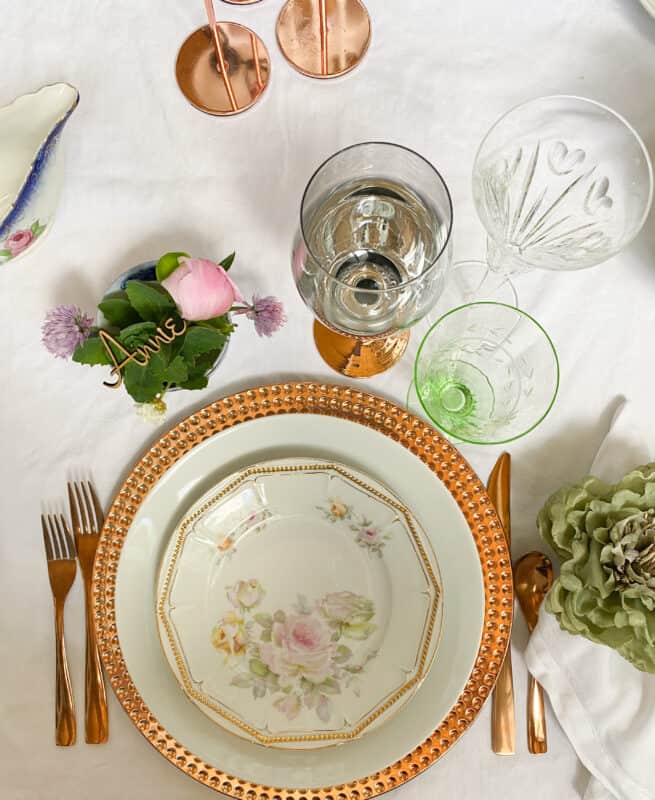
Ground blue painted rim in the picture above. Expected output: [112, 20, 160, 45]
[0, 86, 80, 237]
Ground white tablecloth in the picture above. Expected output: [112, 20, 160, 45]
[2, 1, 655, 797]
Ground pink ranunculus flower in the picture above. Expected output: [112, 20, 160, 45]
[260, 614, 336, 686]
[161, 257, 243, 321]
[5, 229, 34, 256]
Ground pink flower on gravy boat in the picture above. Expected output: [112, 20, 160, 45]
[260, 614, 336, 686]
[5, 229, 34, 256]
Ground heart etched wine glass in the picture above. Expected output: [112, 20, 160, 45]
[292, 142, 453, 377]
[472, 95, 653, 280]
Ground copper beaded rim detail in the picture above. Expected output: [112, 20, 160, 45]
[92, 383, 513, 797]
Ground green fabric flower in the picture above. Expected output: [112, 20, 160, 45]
[538, 463, 655, 673]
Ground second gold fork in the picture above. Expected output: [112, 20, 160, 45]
[68, 480, 108, 744]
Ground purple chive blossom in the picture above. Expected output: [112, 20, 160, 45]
[42, 304, 94, 358]
[234, 294, 287, 337]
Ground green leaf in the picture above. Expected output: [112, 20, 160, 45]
[177, 374, 209, 391]
[334, 645, 352, 664]
[273, 610, 286, 624]
[164, 355, 188, 386]
[125, 280, 176, 323]
[72, 336, 112, 366]
[122, 350, 188, 403]
[0, 249, 12, 258]
[230, 674, 253, 689]
[259, 629, 272, 643]
[119, 321, 158, 351]
[249, 659, 268, 678]
[319, 677, 341, 695]
[123, 355, 164, 403]
[254, 613, 273, 628]
[201, 315, 235, 335]
[156, 251, 189, 282]
[220, 251, 235, 271]
[98, 298, 141, 329]
[181, 326, 227, 364]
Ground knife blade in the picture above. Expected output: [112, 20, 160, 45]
[488, 452, 515, 755]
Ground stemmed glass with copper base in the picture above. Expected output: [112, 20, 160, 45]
[292, 142, 453, 378]
[176, 0, 270, 115]
[277, 0, 371, 78]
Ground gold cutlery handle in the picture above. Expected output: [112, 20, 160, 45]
[54, 604, 76, 746]
[83, 578, 108, 743]
[527, 673, 547, 754]
[491, 648, 515, 753]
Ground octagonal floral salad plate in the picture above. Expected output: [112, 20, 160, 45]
[156, 458, 443, 749]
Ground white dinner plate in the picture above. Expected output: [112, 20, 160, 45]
[156, 458, 443, 749]
[114, 411, 485, 788]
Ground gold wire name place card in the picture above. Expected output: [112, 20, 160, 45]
[99, 318, 188, 389]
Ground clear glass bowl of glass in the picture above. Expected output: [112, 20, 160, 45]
[292, 142, 453, 377]
[473, 95, 653, 276]
[413, 302, 559, 444]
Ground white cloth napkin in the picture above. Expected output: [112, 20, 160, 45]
[525, 401, 655, 800]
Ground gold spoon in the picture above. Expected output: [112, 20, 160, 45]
[514, 551, 554, 754]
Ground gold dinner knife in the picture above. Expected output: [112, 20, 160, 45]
[488, 452, 516, 754]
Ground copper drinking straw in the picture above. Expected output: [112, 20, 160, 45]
[175, 0, 270, 115]
[277, 0, 371, 79]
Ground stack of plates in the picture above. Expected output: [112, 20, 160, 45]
[94, 383, 511, 797]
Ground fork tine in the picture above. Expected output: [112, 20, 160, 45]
[68, 482, 81, 536]
[42, 515, 54, 560]
[87, 481, 104, 533]
[81, 482, 96, 535]
[53, 514, 68, 559]
[74, 482, 90, 535]
[48, 515, 63, 559]
[60, 514, 76, 558]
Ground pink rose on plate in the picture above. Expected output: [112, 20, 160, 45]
[161, 257, 243, 321]
[357, 527, 381, 545]
[5, 229, 34, 256]
[260, 613, 336, 686]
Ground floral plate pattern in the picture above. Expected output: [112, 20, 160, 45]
[157, 458, 442, 749]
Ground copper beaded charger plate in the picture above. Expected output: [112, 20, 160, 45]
[93, 383, 512, 797]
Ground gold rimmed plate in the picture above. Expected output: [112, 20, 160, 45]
[157, 458, 442, 749]
[93, 383, 512, 795]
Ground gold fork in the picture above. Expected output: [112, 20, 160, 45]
[68, 481, 109, 744]
[42, 513, 77, 746]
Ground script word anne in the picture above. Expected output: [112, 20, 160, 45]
[100, 317, 188, 389]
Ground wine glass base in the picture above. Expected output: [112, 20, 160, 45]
[276, 0, 371, 79]
[313, 321, 409, 377]
[176, 22, 271, 115]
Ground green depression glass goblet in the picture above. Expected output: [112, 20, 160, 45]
[413, 302, 559, 445]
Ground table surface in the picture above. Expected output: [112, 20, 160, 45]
[2, 1, 655, 798]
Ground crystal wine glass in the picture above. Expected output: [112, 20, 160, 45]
[414, 302, 559, 445]
[473, 95, 653, 277]
[292, 142, 453, 377]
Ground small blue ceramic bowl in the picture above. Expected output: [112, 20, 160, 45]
[100, 260, 230, 390]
